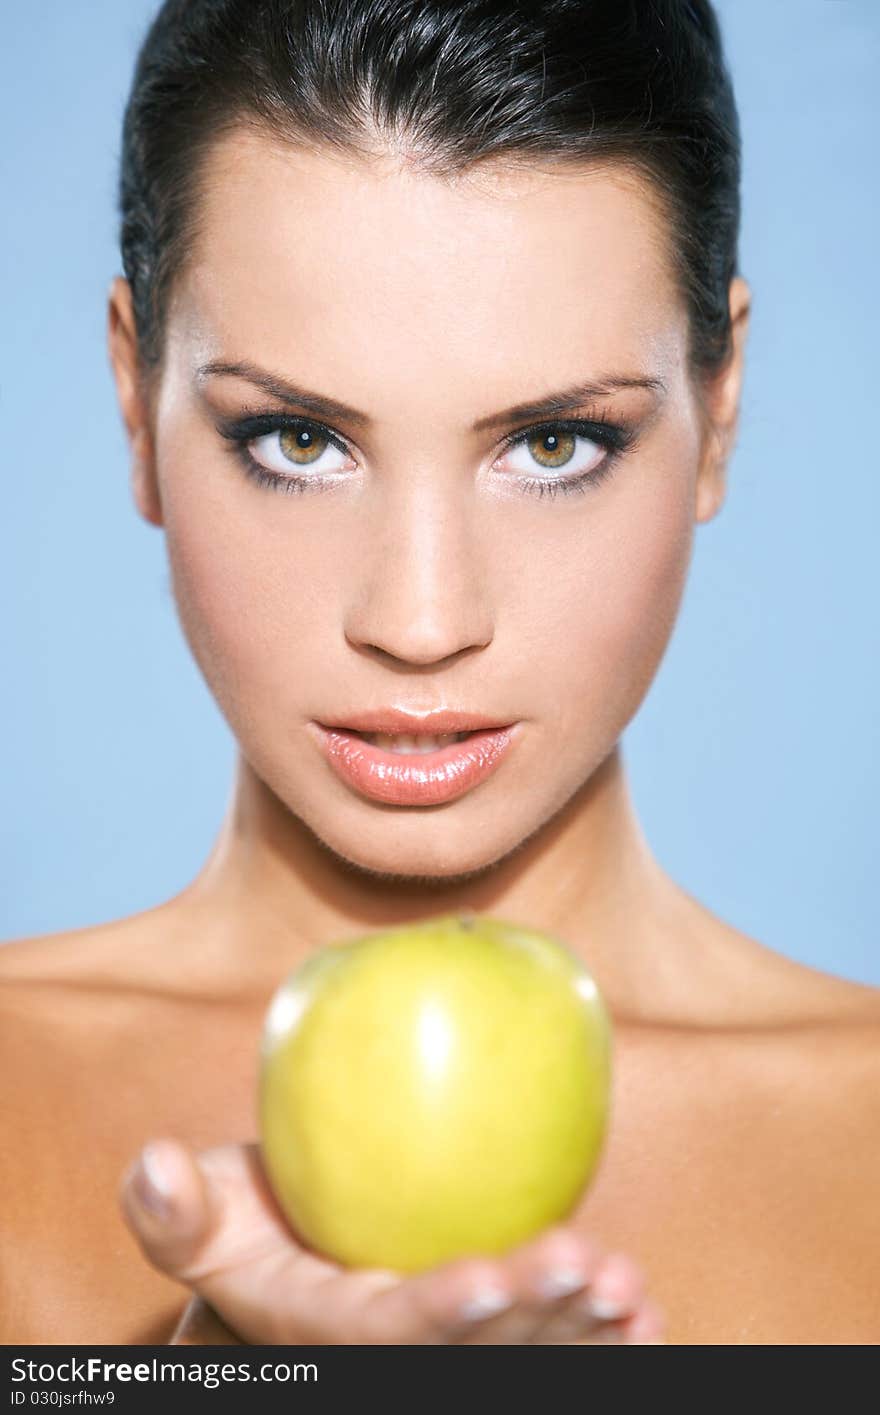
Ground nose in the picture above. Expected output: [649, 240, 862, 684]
[343, 480, 494, 669]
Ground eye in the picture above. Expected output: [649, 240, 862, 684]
[217, 408, 636, 499]
[498, 416, 633, 489]
[248, 424, 352, 477]
[503, 421, 605, 478]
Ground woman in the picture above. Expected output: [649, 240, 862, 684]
[3, 0, 878, 1346]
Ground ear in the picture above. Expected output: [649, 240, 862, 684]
[694, 275, 751, 524]
[107, 276, 164, 527]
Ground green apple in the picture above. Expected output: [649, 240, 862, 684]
[258, 911, 612, 1274]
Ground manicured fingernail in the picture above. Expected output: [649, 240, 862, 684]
[132, 1143, 175, 1220]
[537, 1268, 587, 1300]
[588, 1294, 627, 1320]
[458, 1288, 515, 1321]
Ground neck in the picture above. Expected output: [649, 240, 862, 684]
[176, 743, 704, 1019]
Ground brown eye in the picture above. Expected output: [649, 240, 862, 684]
[524, 430, 577, 469]
[278, 426, 330, 465]
[244, 423, 352, 478]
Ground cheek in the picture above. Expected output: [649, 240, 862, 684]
[542, 471, 694, 745]
[157, 436, 338, 724]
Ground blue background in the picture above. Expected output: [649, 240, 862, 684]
[2, 2, 877, 983]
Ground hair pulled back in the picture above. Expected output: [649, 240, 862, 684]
[119, 0, 742, 380]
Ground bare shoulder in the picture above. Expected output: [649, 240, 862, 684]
[772, 947, 880, 1028]
[0, 888, 230, 1029]
[719, 929, 880, 1195]
[727, 922, 880, 1095]
[0, 902, 198, 1100]
[0, 904, 173, 991]
[755, 973, 880, 1324]
[667, 902, 880, 1178]
[609, 922, 880, 1341]
[0, 909, 181, 1112]
[701, 903, 880, 1028]
[0, 915, 208, 1346]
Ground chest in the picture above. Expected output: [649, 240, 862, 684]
[568, 1063, 878, 1343]
[7, 1021, 877, 1345]
[6, 1015, 264, 1344]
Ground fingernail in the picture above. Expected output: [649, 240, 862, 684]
[588, 1293, 627, 1321]
[536, 1267, 587, 1300]
[458, 1288, 514, 1321]
[132, 1143, 175, 1220]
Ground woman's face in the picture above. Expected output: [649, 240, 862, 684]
[132, 128, 722, 881]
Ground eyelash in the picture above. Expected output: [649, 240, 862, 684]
[216, 409, 639, 500]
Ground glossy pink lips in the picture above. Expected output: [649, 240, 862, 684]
[310, 723, 518, 805]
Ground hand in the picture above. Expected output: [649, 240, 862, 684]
[119, 1138, 666, 1344]
[169, 1295, 241, 1344]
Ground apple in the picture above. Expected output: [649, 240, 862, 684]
[258, 911, 612, 1274]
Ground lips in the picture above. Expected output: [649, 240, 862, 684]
[309, 721, 519, 806]
[351, 730, 469, 753]
[317, 708, 514, 736]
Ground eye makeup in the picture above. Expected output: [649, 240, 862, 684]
[213, 405, 641, 500]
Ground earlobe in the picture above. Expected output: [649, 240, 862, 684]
[694, 276, 751, 526]
[130, 429, 164, 527]
[694, 433, 727, 524]
[107, 276, 164, 528]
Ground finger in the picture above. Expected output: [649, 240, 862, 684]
[351, 1226, 599, 1346]
[616, 1298, 668, 1344]
[445, 1239, 647, 1345]
[450, 1225, 604, 1344]
[533, 1251, 650, 1344]
[536, 1290, 663, 1344]
[316, 1261, 663, 1350]
[170, 1296, 243, 1345]
[120, 1139, 353, 1343]
[310, 1255, 516, 1344]
[119, 1137, 217, 1279]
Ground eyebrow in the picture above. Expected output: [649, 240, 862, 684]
[196, 359, 667, 432]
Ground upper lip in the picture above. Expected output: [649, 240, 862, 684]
[316, 709, 515, 735]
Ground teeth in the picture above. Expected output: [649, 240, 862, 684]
[360, 731, 469, 754]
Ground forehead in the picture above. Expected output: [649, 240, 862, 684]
[171, 127, 684, 405]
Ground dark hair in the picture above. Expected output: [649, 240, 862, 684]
[119, 0, 741, 382]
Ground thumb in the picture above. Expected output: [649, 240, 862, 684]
[119, 1137, 218, 1282]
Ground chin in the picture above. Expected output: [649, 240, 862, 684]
[303, 813, 534, 890]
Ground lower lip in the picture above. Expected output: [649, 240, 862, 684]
[310, 723, 519, 805]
